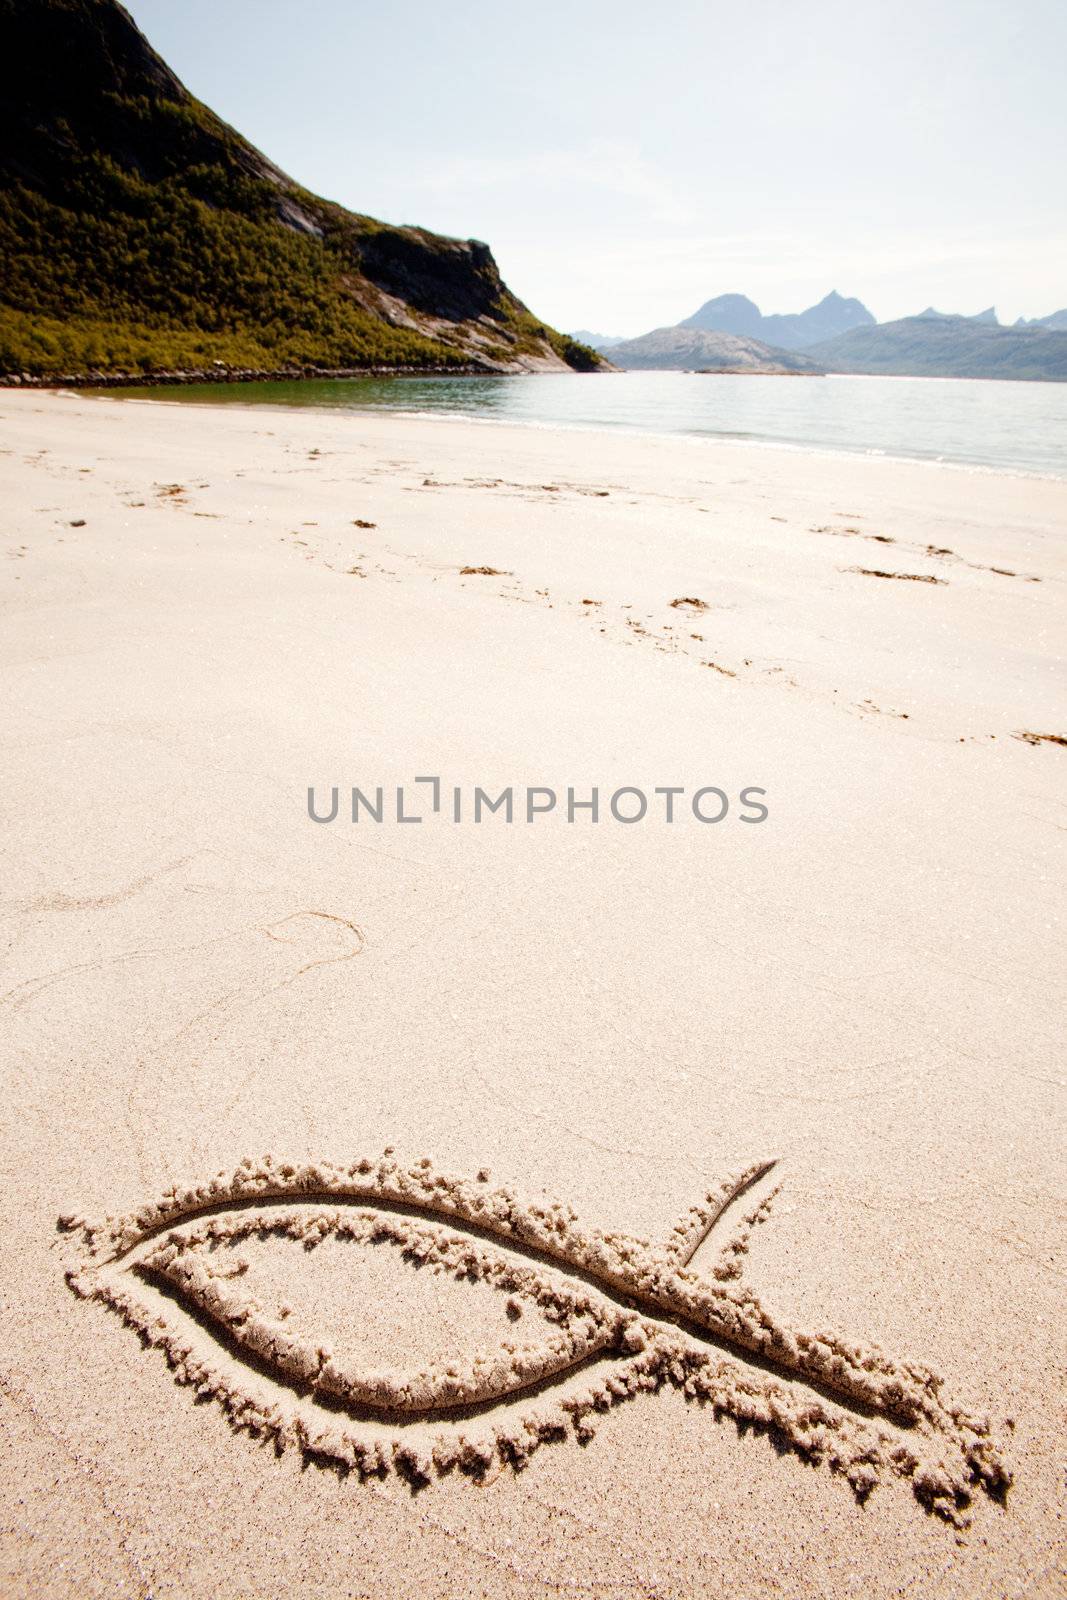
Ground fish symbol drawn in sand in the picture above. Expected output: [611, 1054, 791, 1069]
[61, 1151, 1011, 1522]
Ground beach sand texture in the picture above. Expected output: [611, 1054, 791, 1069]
[1, 390, 1064, 1599]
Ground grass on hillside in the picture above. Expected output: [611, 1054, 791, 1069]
[1, 85, 600, 376]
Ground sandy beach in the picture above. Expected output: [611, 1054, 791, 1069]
[0, 388, 1063, 1600]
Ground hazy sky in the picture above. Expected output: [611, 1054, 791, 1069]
[125, 0, 1066, 336]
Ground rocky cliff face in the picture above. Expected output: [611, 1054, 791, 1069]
[0, 0, 602, 377]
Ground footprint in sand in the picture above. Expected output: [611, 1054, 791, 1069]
[846, 567, 946, 584]
[62, 1153, 1008, 1519]
[261, 910, 365, 976]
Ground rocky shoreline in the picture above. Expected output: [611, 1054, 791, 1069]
[0, 362, 496, 389]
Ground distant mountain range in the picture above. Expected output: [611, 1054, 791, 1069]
[680, 290, 873, 350]
[1014, 309, 1067, 330]
[574, 294, 1067, 380]
[808, 314, 1067, 381]
[571, 329, 626, 349]
[916, 305, 998, 324]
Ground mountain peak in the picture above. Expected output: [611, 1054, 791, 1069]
[915, 306, 999, 325]
[704, 293, 762, 311]
[1014, 308, 1067, 330]
[680, 295, 764, 340]
[681, 290, 874, 350]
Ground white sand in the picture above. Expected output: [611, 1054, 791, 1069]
[0, 388, 1064, 1599]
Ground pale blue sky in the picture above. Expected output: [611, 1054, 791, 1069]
[124, 0, 1066, 336]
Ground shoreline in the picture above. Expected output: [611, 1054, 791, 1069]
[80, 384, 1067, 483]
[0, 362, 501, 389]
[6, 364, 1066, 388]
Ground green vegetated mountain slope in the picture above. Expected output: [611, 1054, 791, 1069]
[809, 315, 1067, 381]
[606, 325, 823, 374]
[0, 0, 602, 377]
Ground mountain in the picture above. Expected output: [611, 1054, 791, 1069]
[681, 290, 874, 350]
[1015, 309, 1067, 331]
[570, 329, 626, 350]
[915, 305, 998, 323]
[0, 0, 602, 379]
[605, 326, 823, 374]
[678, 294, 765, 340]
[809, 314, 1067, 381]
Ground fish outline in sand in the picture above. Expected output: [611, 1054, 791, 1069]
[60, 1151, 1011, 1522]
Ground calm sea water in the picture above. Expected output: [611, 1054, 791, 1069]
[108, 371, 1067, 478]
